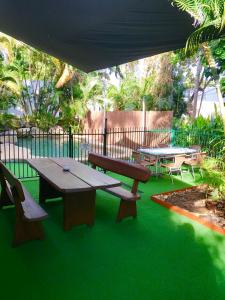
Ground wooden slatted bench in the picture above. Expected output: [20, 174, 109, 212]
[0, 161, 48, 247]
[88, 153, 151, 221]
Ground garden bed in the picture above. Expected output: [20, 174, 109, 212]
[151, 185, 225, 235]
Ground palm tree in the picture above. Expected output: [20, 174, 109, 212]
[0, 68, 20, 95]
[0, 34, 21, 96]
[172, 0, 225, 120]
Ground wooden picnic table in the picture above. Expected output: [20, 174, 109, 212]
[27, 158, 121, 230]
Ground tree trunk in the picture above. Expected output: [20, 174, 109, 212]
[192, 55, 202, 118]
[215, 82, 225, 117]
[56, 64, 74, 89]
[198, 78, 212, 116]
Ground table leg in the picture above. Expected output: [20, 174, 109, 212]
[63, 190, 96, 231]
[0, 186, 12, 208]
[0, 174, 13, 208]
[155, 156, 158, 175]
[39, 176, 61, 204]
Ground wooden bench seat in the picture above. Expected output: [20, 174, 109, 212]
[88, 153, 151, 221]
[21, 186, 48, 222]
[0, 161, 48, 247]
[103, 186, 140, 201]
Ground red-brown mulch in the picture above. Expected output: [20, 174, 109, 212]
[152, 185, 225, 231]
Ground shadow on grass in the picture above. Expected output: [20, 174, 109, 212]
[0, 175, 225, 300]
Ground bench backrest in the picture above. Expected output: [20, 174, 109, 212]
[88, 153, 150, 193]
[0, 161, 48, 224]
[0, 161, 25, 203]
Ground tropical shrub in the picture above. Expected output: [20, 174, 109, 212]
[173, 114, 224, 134]
[58, 101, 85, 132]
[203, 156, 225, 200]
[173, 115, 224, 155]
[0, 113, 20, 131]
[29, 112, 59, 131]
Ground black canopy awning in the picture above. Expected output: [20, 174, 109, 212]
[0, 0, 193, 72]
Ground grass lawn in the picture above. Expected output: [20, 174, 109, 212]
[0, 171, 225, 300]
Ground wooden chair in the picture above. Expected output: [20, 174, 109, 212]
[184, 152, 207, 179]
[158, 143, 169, 148]
[158, 144, 173, 162]
[0, 161, 48, 247]
[161, 155, 186, 183]
[132, 151, 156, 168]
[189, 145, 201, 152]
[88, 153, 150, 222]
[184, 145, 201, 163]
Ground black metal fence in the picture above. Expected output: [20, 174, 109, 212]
[0, 125, 223, 179]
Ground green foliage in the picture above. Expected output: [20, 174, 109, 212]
[153, 97, 173, 111]
[172, 0, 225, 55]
[203, 157, 225, 199]
[58, 101, 84, 132]
[107, 54, 187, 116]
[0, 93, 17, 110]
[107, 76, 143, 110]
[221, 77, 225, 95]
[173, 114, 224, 155]
[173, 114, 224, 134]
[0, 113, 20, 130]
[172, 2, 225, 127]
[211, 39, 225, 71]
[171, 76, 187, 117]
[199, 39, 225, 81]
[0, 48, 20, 100]
[210, 39, 225, 95]
[29, 112, 58, 131]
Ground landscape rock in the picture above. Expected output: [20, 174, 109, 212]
[48, 126, 65, 135]
[194, 200, 206, 208]
[17, 127, 31, 137]
[30, 127, 47, 137]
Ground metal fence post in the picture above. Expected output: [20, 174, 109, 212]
[103, 118, 108, 156]
[171, 129, 175, 146]
[68, 126, 73, 158]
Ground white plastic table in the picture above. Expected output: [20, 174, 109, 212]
[137, 147, 197, 175]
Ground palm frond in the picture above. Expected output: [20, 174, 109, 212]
[172, 0, 200, 20]
[1, 76, 17, 84]
[219, 1, 225, 31]
[211, 0, 224, 18]
[172, 0, 225, 54]
[185, 21, 221, 55]
[0, 79, 20, 95]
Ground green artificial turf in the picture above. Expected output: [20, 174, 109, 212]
[1, 171, 225, 300]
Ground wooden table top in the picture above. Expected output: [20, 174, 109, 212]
[27, 158, 121, 193]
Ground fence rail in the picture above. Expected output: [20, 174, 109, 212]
[0, 126, 223, 179]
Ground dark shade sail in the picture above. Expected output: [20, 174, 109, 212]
[0, 0, 193, 72]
